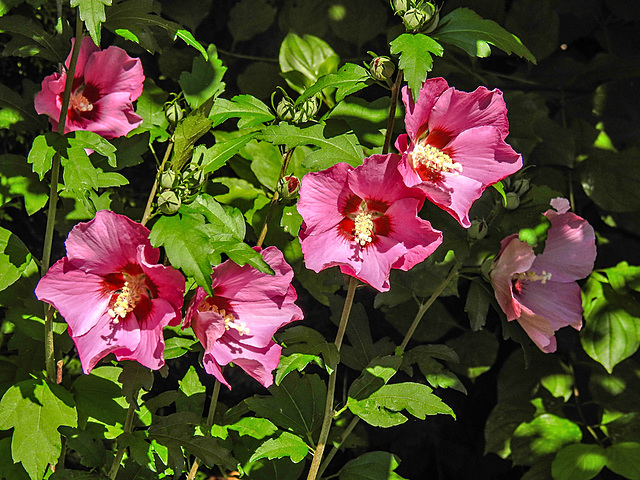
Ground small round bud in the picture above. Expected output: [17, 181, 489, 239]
[182, 164, 205, 189]
[157, 190, 181, 215]
[504, 192, 520, 210]
[370, 56, 396, 82]
[296, 96, 320, 123]
[391, 0, 410, 15]
[468, 219, 488, 240]
[165, 102, 183, 125]
[513, 178, 530, 196]
[403, 8, 427, 31]
[420, 5, 439, 34]
[159, 170, 177, 190]
[277, 175, 301, 201]
[276, 97, 296, 123]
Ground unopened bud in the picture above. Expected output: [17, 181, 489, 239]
[468, 219, 488, 240]
[157, 190, 181, 215]
[391, 0, 410, 15]
[504, 192, 520, 210]
[403, 8, 427, 31]
[159, 170, 177, 190]
[165, 102, 183, 125]
[370, 57, 395, 82]
[277, 175, 300, 201]
[182, 163, 206, 189]
[419, 3, 439, 33]
[276, 97, 296, 123]
[513, 178, 530, 196]
[297, 96, 320, 123]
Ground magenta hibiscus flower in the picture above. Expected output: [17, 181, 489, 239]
[297, 154, 443, 292]
[489, 198, 596, 352]
[396, 77, 523, 228]
[35, 36, 144, 139]
[183, 247, 303, 389]
[35, 210, 185, 373]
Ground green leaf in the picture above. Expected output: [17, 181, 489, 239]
[295, 63, 370, 106]
[0, 15, 71, 62]
[176, 365, 205, 414]
[171, 96, 214, 171]
[249, 431, 309, 464]
[245, 373, 326, 437]
[149, 212, 216, 295]
[228, 0, 276, 43]
[0, 227, 33, 292]
[132, 78, 169, 142]
[163, 336, 197, 359]
[512, 414, 582, 466]
[209, 95, 274, 129]
[339, 451, 407, 480]
[484, 403, 536, 458]
[274, 354, 322, 385]
[227, 417, 278, 439]
[0, 437, 29, 480]
[71, 0, 111, 46]
[347, 382, 454, 428]
[390, 33, 443, 102]
[50, 471, 110, 479]
[199, 133, 257, 175]
[552, 444, 606, 480]
[581, 276, 640, 373]
[605, 442, 640, 480]
[27, 132, 59, 180]
[402, 345, 466, 394]
[0, 379, 77, 479]
[259, 123, 364, 170]
[179, 44, 227, 110]
[67, 131, 117, 167]
[347, 355, 402, 401]
[118, 360, 153, 405]
[239, 139, 282, 190]
[174, 29, 207, 60]
[0, 81, 48, 132]
[433, 8, 536, 64]
[59, 426, 107, 469]
[279, 33, 340, 93]
[278, 325, 340, 375]
[465, 280, 492, 331]
[446, 329, 498, 379]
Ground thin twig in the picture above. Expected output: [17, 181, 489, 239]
[187, 379, 223, 480]
[256, 149, 294, 247]
[382, 70, 404, 155]
[108, 402, 137, 479]
[140, 142, 173, 226]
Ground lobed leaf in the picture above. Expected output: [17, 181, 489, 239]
[390, 33, 443, 102]
[71, 0, 111, 46]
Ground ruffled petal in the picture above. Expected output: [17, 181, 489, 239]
[300, 224, 363, 275]
[35, 258, 111, 338]
[402, 78, 449, 139]
[138, 245, 184, 325]
[75, 92, 143, 139]
[211, 338, 282, 388]
[68, 36, 100, 78]
[83, 45, 145, 100]
[66, 210, 157, 275]
[516, 280, 583, 331]
[517, 307, 558, 353]
[345, 235, 406, 292]
[428, 86, 510, 139]
[298, 163, 353, 236]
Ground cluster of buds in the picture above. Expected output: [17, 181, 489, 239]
[391, 0, 440, 33]
[275, 89, 320, 124]
[501, 177, 531, 211]
[157, 161, 208, 215]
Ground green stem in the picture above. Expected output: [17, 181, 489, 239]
[108, 402, 136, 479]
[187, 379, 222, 480]
[317, 416, 360, 478]
[256, 148, 294, 248]
[41, 15, 84, 383]
[140, 141, 173, 227]
[382, 70, 403, 155]
[306, 276, 358, 480]
[398, 262, 460, 354]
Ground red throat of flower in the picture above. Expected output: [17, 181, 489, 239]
[198, 298, 250, 335]
[67, 84, 97, 121]
[409, 131, 461, 183]
[338, 196, 390, 247]
[512, 270, 553, 296]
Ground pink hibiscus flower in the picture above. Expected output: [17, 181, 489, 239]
[396, 77, 523, 228]
[183, 247, 303, 389]
[35, 36, 144, 139]
[297, 154, 443, 292]
[35, 210, 185, 373]
[489, 198, 596, 352]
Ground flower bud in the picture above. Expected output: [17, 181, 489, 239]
[182, 163, 206, 189]
[277, 175, 301, 201]
[165, 102, 183, 125]
[296, 95, 320, 123]
[513, 178, 530, 196]
[504, 192, 520, 210]
[391, 0, 410, 15]
[157, 190, 181, 215]
[159, 170, 177, 190]
[419, 2, 439, 33]
[403, 8, 427, 31]
[276, 97, 296, 123]
[468, 219, 488, 240]
[370, 56, 396, 82]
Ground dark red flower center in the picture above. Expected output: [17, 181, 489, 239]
[66, 82, 100, 122]
[409, 130, 460, 183]
[198, 297, 249, 335]
[103, 265, 156, 323]
[338, 196, 391, 247]
[511, 270, 553, 296]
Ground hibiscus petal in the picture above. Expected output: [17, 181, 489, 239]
[428, 86, 510, 139]
[298, 163, 353, 235]
[402, 78, 449, 139]
[215, 340, 283, 388]
[202, 352, 231, 389]
[352, 235, 406, 292]
[517, 308, 558, 353]
[66, 210, 157, 274]
[489, 237, 536, 321]
[83, 45, 145, 99]
[138, 245, 185, 325]
[68, 37, 100, 78]
[300, 225, 362, 276]
[531, 211, 596, 283]
[83, 92, 143, 139]
[35, 258, 111, 337]
[516, 280, 583, 331]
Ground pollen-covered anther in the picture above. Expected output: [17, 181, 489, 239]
[108, 275, 146, 322]
[412, 142, 462, 175]
[514, 270, 553, 284]
[202, 302, 250, 335]
[69, 89, 94, 112]
[353, 210, 374, 246]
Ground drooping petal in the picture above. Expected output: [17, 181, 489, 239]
[183, 287, 208, 329]
[68, 36, 100, 78]
[516, 280, 583, 331]
[348, 235, 407, 291]
[297, 163, 353, 236]
[213, 339, 283, 389]
[489, 236, 536, 321]
[34, 73, 66, 129]
[83, 45, 145, 100]
[428, 86, 510, 139]
[530, 211, 596, 283]
[35, 258, 111, 338]
[76, 92, 143, 139]
[401, 78, 449, 139]
[516, 307, 558, 353]
[66, 210, 158, 275]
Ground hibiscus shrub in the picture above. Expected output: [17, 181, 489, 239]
[1, 1, 639, 480]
